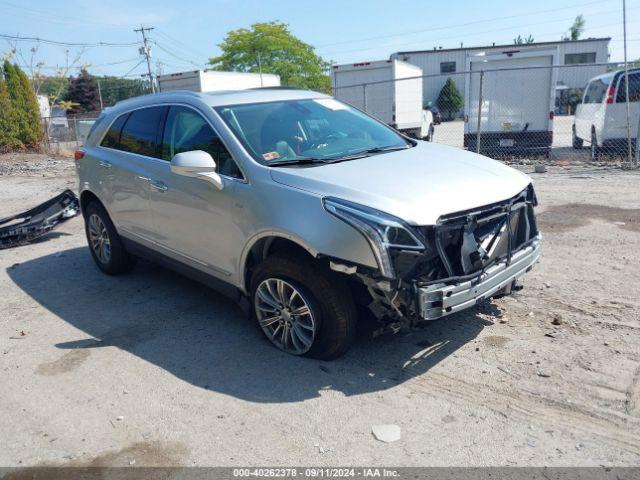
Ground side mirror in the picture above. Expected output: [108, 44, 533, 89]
[170, 150, 223, 190]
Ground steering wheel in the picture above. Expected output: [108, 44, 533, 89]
[309, 132, 342, 149]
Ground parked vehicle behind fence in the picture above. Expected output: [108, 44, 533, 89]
[76, 88, 541, 359]
[464, 47, 558, 157]
[332, 59, 435, 141]
[573, 68, 640, 159]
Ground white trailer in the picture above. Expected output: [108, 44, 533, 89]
[158, 70, 280, 93]
[464, 47, 558, 156]
[332, 59, 434, 140]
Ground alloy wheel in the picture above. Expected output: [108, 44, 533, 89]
[88, 213, 111, 264]
[254, 278, 316, 355]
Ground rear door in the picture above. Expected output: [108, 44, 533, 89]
[93, 107, 166, 241]
[607, 72, 640, 141]
[468, 53, 554, 135]
[575, 76, 611, 141]
[144, 104, 244, 279]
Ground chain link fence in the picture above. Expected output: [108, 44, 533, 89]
[41, 113, 99, 156]
[333, 62, 640, 168]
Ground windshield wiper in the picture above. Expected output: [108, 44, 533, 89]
[268, 157, 329, 167]
[327, 145, 411, 162]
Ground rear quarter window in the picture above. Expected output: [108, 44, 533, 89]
[583, 78, 609, 104]
[100, 113, 130, 149]
[118, 107, 166, 158]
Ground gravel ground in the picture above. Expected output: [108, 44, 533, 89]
[0, 152, 639, 468]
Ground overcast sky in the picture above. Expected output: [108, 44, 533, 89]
[1, 0, 638, 78]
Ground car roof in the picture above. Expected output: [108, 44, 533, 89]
[590, 67, 640, 83]
[109, 88, 330, 113]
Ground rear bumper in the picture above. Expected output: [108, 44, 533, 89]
[464, 131, 552, 155]
[418, 237, 541, 320]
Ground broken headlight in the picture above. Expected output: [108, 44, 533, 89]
[323, 197, 425, 278]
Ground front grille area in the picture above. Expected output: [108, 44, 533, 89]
[392, 185, 539, 285]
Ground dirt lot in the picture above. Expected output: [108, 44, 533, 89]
[1, 152, 639, 467]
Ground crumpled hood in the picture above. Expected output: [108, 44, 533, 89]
[270, 142, 532, 225]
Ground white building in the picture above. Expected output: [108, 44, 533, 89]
[391, 37, 610, 112]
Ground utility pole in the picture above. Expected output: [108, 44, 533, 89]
[134, 25, 156, 93]
[97, 79, 104, 110]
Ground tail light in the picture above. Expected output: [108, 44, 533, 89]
[549, 111, 554, 120]
[605, 86, 615, 104]
[74, 149, 85, 162]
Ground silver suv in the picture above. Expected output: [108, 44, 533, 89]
[76, 88, 541, 359]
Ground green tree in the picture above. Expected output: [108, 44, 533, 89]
[16, 64, 43, 146]
[38, 75, 70, 104]
[514, 34, 535, 45]
[3, 61, 43, 148]
[209, 21, 330, 92]
[436, 78, 464, 120]
[566, 15, 585, 41]
[0, 66, 21, 151]
[95, 76, 150, 107]
[67, 69, 100, 114]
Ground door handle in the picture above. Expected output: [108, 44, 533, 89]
[98, 160, 112, 169]
[149, 180, 168, 192]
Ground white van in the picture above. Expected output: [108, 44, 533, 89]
[573, 68, 640, 159]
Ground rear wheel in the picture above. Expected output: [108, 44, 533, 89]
[572, 126, 583, 149]
[250, 253, 357, 359]
[84, 202, 136, 275]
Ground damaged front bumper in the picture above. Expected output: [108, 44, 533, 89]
[0, 189, 79, 249]
[348, 185, 541, 332]
[418, 237, 540, 320]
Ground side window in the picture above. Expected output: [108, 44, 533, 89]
[119, 106, 166, 158]
[100, 113, 129, 149]
[161, 106, 242, 179]
[616, 74, 640, 103]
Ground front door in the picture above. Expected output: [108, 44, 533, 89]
[145, 105, 245, 279]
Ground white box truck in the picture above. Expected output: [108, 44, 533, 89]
[332, 59, 434, 140]
[158, 70, 280, 93]
[464, 47, 558, 156]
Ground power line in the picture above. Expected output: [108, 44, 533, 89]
[322, 9, 629, 57]
[152, 40, 205, 68]
[153, 28, 210, 63]
[121, 59, 145, 78]
[0, 1, 129, 29]
[0, 33, 139, 47]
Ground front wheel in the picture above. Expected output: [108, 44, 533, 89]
[250, 253, 357, 359]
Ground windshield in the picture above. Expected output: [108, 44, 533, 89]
[214, 98, 411, 165]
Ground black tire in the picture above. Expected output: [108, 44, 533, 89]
[590, 130, 600, 161]
[84, 201, 136, 275]
[572, 126, 583, 149]
[250, 253, 357, 359]
[426, 125, 434, 142]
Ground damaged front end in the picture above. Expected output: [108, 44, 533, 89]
[0, 190, 79, 249]
[326, 185, 541, 333]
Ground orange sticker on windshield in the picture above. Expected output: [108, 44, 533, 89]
[262, 151, 280, 161]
